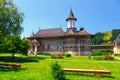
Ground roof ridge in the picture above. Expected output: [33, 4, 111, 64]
[39, 28, 62, 30]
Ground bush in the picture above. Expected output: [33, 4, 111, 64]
[105, 49, 113, 55]
[50, 62, 66, 80]
[43, 53, 51, 56]
[65, 53, 71, 57]
[92, 50, 104, 56]
[103, 55, 114, 60]
[94, 55, 114, 60]
[94, 56, 103, 60]
[51, 54, 64, 59]
[92, 49, 113, 56]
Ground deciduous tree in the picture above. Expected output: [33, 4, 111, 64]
[1, 35, 29, 61]
[2, 35, 21, 61]
[0, 0, 24, 37]
[91, 32, 104, 44]
[103, 31, 112, 44]
[20, 38, 29, 56]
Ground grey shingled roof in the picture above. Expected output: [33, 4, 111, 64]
[66, 29, 74, 34]
[34, 28, 64, 37]
[114, 34, 120, 43]
[78, 28, 89, 34]
[28, 28, 94, 38]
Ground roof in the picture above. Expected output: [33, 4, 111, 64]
[66, 28, 75, 34]
[28, 28, 94, 38]
[114, 34, 120, 43]
[77, 28, 94, 38]
[68, 9, 75, 18]
[66, 9, 77, 21]
[33, 28, 64, 38]
[78, 28, 89, 34]
[31, 39, 38, 43]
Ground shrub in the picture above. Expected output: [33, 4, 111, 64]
[51, 54, 64, 59]
[43, 53, 51, 56]
[95, 56, 103, 60]
[65, 53, 71, 57]
[109, 56, 114, 60]
[94, 55, 114, 60]
[92, 50, 103, 56]
[103, 55, 114, 60]
[114, 54, 120, 56]
[92, 49, 113, 56]
[105, 49, 113, 55]
[50, 62, 66, 80]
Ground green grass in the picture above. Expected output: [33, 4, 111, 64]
[0, 54, 120, 80]
[117, 56, 120, 58]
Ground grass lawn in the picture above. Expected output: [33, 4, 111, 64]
[0, 53, 120, 80]
[117, 56, 120, 58]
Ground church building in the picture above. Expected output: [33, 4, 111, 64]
[27, 10, 94, 56]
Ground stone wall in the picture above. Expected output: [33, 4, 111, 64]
[36, 37, 92, 56]
[91, 45, 113, 53]
[37, 39, 63, 53]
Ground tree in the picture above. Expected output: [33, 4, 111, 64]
[2, 35, 21, 61]
[91, 32, 104, 44]
[0, 0, 24, 60]
[91, 29, 120, 45]
[103, 31, 112, 44]
[0, 0, 24, 37]
[1, 35, 29, 61]
[20, 38, 29, 56]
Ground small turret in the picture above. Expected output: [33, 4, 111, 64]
[66, 9, 77, 28]
[66, 9, 77, 32]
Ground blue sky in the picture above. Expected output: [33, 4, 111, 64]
[13, 0, 120, 38]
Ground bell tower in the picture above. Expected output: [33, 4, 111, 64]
[66, 9, 77, 32]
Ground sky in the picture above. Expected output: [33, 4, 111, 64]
[13, 0, 120, 38]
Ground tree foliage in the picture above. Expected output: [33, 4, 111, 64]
[0, 35, 29, 60]
[0, 0, 27, 61]
[0, 0, 24, 37]
[2, 35, 21, 53]
[20, 38, 29, 56]
[103, 31, 112, 44]
[91, 32, 104, 44]
[91, 29, 120, 45]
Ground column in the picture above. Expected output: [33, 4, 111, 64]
[30, 45, 33, 52]
[34, 44, 37, 56]
[62, 41, 64, 54]
[79, 40, 81, 56]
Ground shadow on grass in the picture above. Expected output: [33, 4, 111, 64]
[65, 73, 115, 79]
[0, 68, 27, 72]
[0, 56, 46, 63]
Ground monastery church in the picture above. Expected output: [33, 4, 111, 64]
[27, 10, 94, 56]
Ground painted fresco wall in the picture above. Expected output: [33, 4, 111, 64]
[32, 37, 92, 56]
